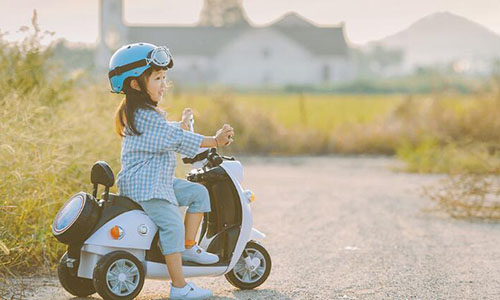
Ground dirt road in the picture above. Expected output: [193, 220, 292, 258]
[7, 156, 500, 299]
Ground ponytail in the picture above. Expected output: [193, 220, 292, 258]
[114, 97, 129, 137]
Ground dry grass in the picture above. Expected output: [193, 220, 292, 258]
[424, 175, 500, 220]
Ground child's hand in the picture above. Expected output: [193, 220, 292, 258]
[181, 108, 193, 123]
[181, 108, 193, 129]
[215, 124, 234, 147]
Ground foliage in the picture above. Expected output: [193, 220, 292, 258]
[0, 11, 79, 278]
[392, 95, 500, 174]
[0, 10, 72, 105]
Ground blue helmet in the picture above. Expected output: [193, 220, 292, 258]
[108, 42, 174, 93]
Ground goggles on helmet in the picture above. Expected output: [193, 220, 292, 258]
[146, 46, 172, 67]
[108, 46, 173, 79]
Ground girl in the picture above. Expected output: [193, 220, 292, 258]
[109, 43, 233, 300]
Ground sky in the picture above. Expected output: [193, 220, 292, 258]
[1, 0, 500, 46]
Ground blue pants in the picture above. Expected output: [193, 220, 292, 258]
[140, 178, 211, 255]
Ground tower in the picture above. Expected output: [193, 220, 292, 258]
[199, 0, 249, 27]
[95, 0, 128, 70]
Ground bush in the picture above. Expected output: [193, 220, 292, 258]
[0, 11, 72, 105]
[392, 95, 500, 174]
[424, 175, 500, 220]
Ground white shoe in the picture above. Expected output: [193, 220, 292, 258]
[169, 281, 213, 300]
[182, 244, 219, 265]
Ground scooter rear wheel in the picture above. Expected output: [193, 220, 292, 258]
[225, 241, 271, 289]
[93, 251, 145, 300]
[57, 252, 96, 297]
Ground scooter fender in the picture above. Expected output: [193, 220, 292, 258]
[77, 210, 157, 279]
[250, 228, 266, 240]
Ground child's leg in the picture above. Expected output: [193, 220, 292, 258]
[139, 198, 187, 287]
[184, 213, 203, 248]
[173, 178, 211, 247]
[164, 253, 186, 288]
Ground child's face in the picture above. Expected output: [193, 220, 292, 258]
[145, 69, 168, 103]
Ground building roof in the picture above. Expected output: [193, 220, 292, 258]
[127, 26, 247, 56]
[272, 27, 348, 56]
[126, 12, 348, 57]
[271, 12, 317, 28]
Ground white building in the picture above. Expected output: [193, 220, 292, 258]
[96, 0, 355, 87]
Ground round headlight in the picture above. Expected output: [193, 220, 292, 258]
[51, 192, 101, 245]
[52, 193, 85, 234]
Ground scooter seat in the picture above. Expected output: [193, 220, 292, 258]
[87, 193, 144, 238]
[107, 193, 143, 211]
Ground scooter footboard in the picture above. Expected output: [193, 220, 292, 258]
[145, 262, 228, 280]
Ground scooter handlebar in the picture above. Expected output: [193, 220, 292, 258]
[207, 148, 223, 166]
[182, 149, 210, 164]
[182, 117, 235, 166]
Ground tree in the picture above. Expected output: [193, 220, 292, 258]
[369, 45, 403, 74]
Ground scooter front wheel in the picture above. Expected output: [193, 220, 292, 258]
[225, 241, 272, 289]
[93, 250, 145, 300]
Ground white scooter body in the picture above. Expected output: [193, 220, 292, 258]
[76, 159, 265, 280]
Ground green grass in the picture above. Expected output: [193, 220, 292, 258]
[220, 93, 402, 131]
[165, 91, 500, 172]
[165, 92, 403, 132]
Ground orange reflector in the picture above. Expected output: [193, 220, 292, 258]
[110, 226, 120, 239]
[250, 192, 255, 202]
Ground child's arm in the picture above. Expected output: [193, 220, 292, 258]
[137, 110, 233, 156]
[201, 137, 218, 148]
[135, 109, 203, 157]
[201, 124, 234, 148]
[179, 108, 233, 147]
[168, 121, 188, 130]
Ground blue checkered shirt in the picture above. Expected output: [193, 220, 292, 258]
[116, 108, 204, 205]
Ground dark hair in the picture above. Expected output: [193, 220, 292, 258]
[114, 65, 166, 137]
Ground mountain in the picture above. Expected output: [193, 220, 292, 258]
[366, 12, 500, 69]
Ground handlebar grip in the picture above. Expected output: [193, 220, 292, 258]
[182, 149, 209, 164]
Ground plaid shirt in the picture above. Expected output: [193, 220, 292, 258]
[116, 107, 204, 205]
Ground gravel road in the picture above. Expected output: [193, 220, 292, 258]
[6, 156, 500, 300]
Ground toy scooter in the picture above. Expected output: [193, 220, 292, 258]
[52, 126, 271, 299]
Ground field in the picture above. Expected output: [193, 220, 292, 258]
[167, 90, 500, 174]
[167, 92, 402, 132]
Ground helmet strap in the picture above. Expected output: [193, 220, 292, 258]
[108, 59, 148, 79]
